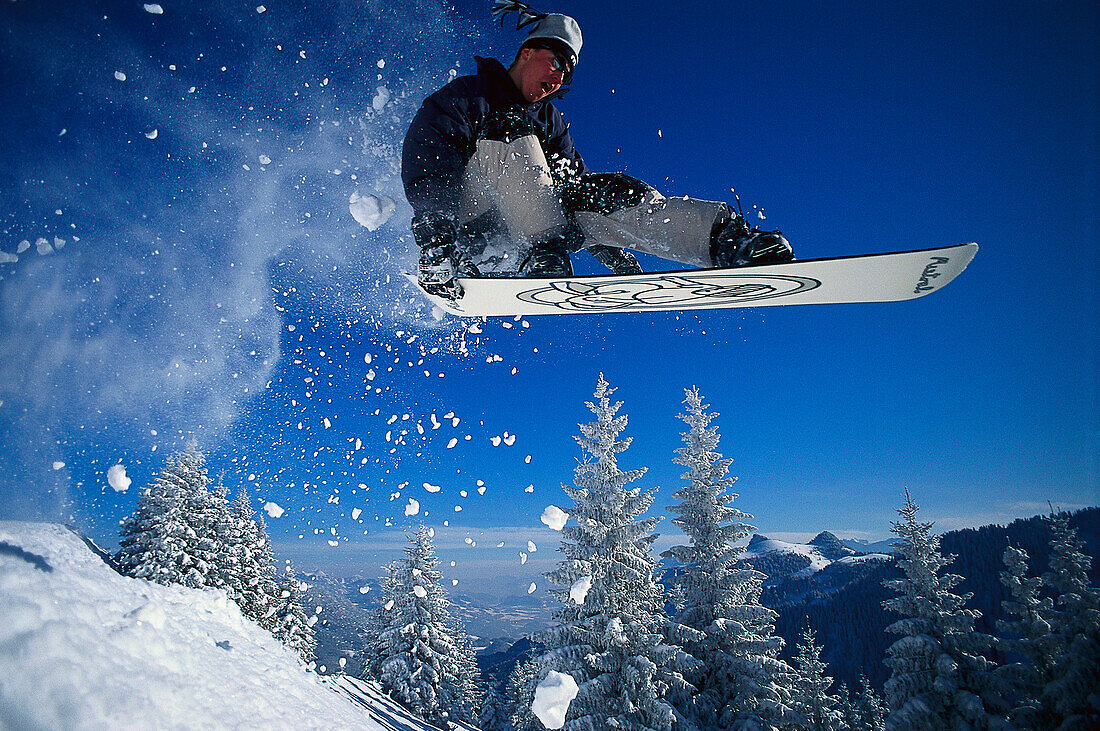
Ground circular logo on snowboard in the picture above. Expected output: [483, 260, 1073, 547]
[515, 273, 822, 312]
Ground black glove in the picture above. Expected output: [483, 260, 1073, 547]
[412, 212, 477, 300]
[587, 244, 643, 275]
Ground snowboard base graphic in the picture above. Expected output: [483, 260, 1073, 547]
[406, 243, 978, 317]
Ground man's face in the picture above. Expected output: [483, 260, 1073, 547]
[511, 47, 568, 103]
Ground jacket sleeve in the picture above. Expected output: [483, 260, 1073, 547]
[401, 86, 477, 218]
[543, 104, 589, 177]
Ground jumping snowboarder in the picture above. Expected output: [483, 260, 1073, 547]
[401, 0, 795, 300]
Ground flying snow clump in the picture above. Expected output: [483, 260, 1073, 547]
[348, 192, 396, 231]
[143, 4, 164, 14]
[371, 86, 391, 112]
[404, 498, 420, 517]
[263, 502, 284, 518]
[569, 575, 592, 605]
[107, 463, 131, 492]
[531, 671, 579, 730]
[540, 505, 568, 531]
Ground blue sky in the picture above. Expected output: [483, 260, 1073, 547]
[0, 0, 1095, 591]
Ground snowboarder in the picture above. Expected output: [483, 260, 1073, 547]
[402, 0, 794, 300]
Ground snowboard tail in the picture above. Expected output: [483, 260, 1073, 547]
[406, 242, 978, 317]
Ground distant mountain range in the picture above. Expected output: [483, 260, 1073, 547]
[841, 537, 898, 555]
[759, 509, 1100, 690]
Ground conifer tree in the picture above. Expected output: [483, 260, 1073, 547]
[539, 374, 688, 730]
[252, 515, 281, 628]
[363, 561, 399, 682]
[882, 489, 1008, 730]
[1040, 512, 1100, 729]
[117, 444, 216, 588]
[478, 680, 513, 731]
[834, 683, 855, 731]
[448, 612, 484, 721]
[268, 560, 317, 662]
[373, 525, 480, 727]
[199, 479, 239, 593]
[507, 659, 544, 731]
[661, 387, 797, 729]
[228, 488, 278, 626]
[790, 627, 843, 731]
[851, 675, 887, 731]
[995, 544, 1056, 727]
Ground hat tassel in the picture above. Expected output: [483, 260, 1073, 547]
[491, 0, 547, 30]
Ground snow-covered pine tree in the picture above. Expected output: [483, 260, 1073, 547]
[197, 478, 238, 594]
[790, 627, 843, 731]
[1039, 512, 1100, 729]
[363, 561, 399, 683]
[228, 487, 278, 626]
[478, 679, 513, 731]
[539, 374, 688, 731]
[447, 611, 484, 720]
[117, 444, 215, 588]
[882, 489, 1008, 730]
[995, 544, 1057, 727]
[661, 386, 797, 730]
[374, 525, 479, 727]
[507, 658, 544, 731]
[851, 674, 887, 731]
[834, 684, 856, 731]
[250, 515, 280, 629]
[268, 560, 317, 662]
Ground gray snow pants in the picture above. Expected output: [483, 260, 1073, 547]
[455, 132, 725, 274]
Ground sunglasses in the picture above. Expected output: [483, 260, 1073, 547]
[548, 53, 570, 74]
[528, 41, 574, 82]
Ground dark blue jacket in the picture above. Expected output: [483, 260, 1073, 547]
[401, 56, 588, 219]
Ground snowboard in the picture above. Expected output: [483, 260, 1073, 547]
[406, 242, 978, 317]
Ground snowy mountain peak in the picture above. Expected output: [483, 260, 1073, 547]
[807, 531, 857, 560]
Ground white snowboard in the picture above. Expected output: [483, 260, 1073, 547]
[407, 242, 978, 317]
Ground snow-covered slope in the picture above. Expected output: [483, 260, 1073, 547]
[0, 521, 445, 730]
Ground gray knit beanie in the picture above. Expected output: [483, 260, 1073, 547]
[492, 1, 582, 80]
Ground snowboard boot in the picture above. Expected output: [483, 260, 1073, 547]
[519, 224, 583, 277]
[710, 211, 794, 268]
[520, 242, 573, 277]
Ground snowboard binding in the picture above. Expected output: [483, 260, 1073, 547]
[710, 200, 794, 268]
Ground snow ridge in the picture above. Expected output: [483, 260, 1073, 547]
[0, 521, 443, 730]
